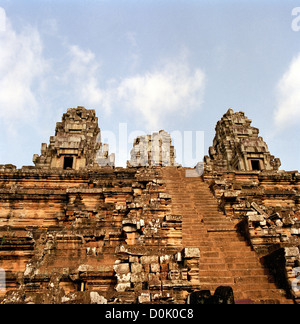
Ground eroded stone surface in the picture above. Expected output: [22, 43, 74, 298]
[205, 109, 281, 172]
[33, 106, 114, 170]
[0, 107, 299, 304]
[128, 130, 178, 167]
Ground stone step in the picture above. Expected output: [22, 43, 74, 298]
[204, 223, 234, 229]
[182, 220, 205, 225]
[199, 266, 228, 273]
[218, 246, 253, 253]
[207, 227, 236, 232]
[198, 269, 234, 277]
[224, 256, 262, 264]
[182, 230, 206, 234]
[220, 250, 258, 258]
[199, 276, 235, 285]
[227, 262, 265, 270]
[232, 283, 283, 293]
[208, 235, 246, 242]
[234, 275, 275, 284]
[234, 290, 289, 302]
[202, 216, 232, 221]
[194, 201, 220, 205]
[162, 167, 292, 304]
[200, 257, 228, 264]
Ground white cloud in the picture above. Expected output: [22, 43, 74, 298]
[114, 57, 206, 130]
[274, 53, 300, 130]
[64, 46, 206, 129]
[0, 20, 48, 122]
[64, 45, 113, 114]
[0, 15, 206, 135]
[125, 31, 140, 72]
[0, 7, 6, 32]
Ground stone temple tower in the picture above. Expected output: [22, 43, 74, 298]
[33, 106, 115, 170]
[204, 108, 281, 172]
[128, 130, 178, 167]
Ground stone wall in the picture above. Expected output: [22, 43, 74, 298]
[263, 246, 300, 303]
[203, 167, 300, 302]
[0, 166, 200, 304]
[0, 107, 200, 304]
[1, 106, 299, 304]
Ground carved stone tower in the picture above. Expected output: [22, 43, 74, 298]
[33, 106, 115, 170]
[128, 130, 177, 167]
[205, 108, 281, 172]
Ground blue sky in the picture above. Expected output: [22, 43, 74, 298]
[0, 0, 300, 169]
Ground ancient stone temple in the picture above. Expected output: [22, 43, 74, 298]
[128, 130, 177, 167]
[0, 107, 299, 304]
[33, 106, 115, 170]
[205, 108, 281, 172]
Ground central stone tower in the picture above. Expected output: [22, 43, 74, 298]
[128, 130, 177, 167]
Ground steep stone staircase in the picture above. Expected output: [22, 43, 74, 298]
[162, 167, 293, 304]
